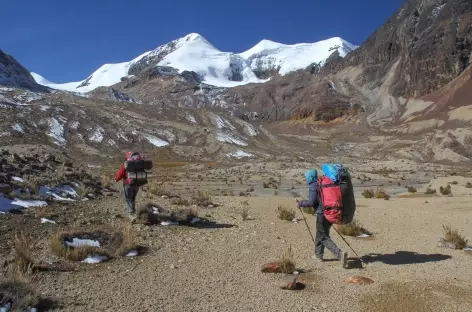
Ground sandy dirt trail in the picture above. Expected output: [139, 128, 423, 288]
[31, 193, 472, 312]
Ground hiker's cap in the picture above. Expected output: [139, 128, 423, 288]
[304, 169, 318, 184]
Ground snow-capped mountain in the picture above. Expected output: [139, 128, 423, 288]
[32, 33, 357, 92]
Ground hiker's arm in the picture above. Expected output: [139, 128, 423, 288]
[298, 183, 318, 207]
[115, 164, 125, 182]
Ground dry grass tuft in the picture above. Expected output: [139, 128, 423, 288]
[277, 205, 296, 221]
[442, 225, 468, 250]
[100, 174, 114, 188]
[374, 187, 390, 200]
[440, 185, 452, 196]
[362, 189, 374, 198]
[184, 208, 199, 220]
[13, 233, 35, 274]
[336, 219, 368, 237]
[192, 190, 212, 206]
[77, 184, 95, 198]
[364, 188, 390, 200]
[0, 277, 47, 311]
[117, 224, 139, 256]
[425, 187, 437, 194]
[20, 176, 48, 195]
[465, 182, 472, 189]
[241, 207, 249, 221]
[279, 246, 296, 274]
[407, 186, 417, 193]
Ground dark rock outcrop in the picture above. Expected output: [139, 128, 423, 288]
[0, 50, 47, 92]
[323, 0, 472, 98]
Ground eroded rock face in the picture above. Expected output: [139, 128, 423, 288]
[0, 50, 46, 91]
[324, 0, 472, 98]
[222, 0, 472, 123]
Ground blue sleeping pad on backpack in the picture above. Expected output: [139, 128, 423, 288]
[322, 163, 344, 184]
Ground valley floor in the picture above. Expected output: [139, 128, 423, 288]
[2, 187, 472, 311]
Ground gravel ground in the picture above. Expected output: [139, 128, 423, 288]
[6, 189, 469, 312]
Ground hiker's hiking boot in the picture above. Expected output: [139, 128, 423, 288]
[311, 254, 324, 263]
[340, 252, 348, 269]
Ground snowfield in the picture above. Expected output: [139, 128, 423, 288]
[31, 33, 358, 92]
[216, 133, 247, 146]
[48, 117, 67, 146]
[227, 150, 253, 158]
[144, 134, 169, 147]
[89, 126, 105, 143]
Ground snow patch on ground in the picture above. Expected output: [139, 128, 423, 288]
[11, 123, 24, 133]
[39, 105, 50, 111]
[65, 238, 100, 248]
[186, 114, 197, 123]
[0, 194, 47, 213]
[227, 150, 253, 158]
[126, 250, 139, 257]
[12, 176, 24, 182]
[41, 217, 56, 224]
[48, 118, 67, 146]
[40, 185, 78, 201]
[82, 254, 108, 264]
[89, 126, 105, 143]
[216, 133, 247, 146]
[214, 115, 236, 131]
[70, 121, 80, 130]
[14, 91, 42, 103]
[144, 134, 169, 147]
[244, 123, 257, 136]
[0, 86, 14, 92]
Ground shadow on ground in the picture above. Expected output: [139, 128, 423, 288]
[361, 251, 452, 265]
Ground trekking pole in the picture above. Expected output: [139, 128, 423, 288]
[332, 225, 365, 266]
[297, 206, 316, 245]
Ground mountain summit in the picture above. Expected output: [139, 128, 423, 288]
[32, 33, 357, 92]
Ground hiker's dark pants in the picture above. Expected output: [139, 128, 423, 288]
[315, 213, 341, 259]
[124, 184, 138, 215]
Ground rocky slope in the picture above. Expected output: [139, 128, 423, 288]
[224, 0, 472, 124]
[0, 50, 47, 92]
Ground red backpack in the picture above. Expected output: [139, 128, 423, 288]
[318, 176, 343, 224]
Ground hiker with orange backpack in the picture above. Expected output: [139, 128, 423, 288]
[115, 152, 153, 223]
[297, 168, 348, 268]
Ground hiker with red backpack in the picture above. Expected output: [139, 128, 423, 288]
[115, 152, 153, 222]
[297, 168, 349, 268]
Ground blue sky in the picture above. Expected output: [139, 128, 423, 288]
[3, 0, 405, 83]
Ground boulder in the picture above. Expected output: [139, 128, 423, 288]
[344, 276, 374, 285]
[44, 154, 55, 162]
